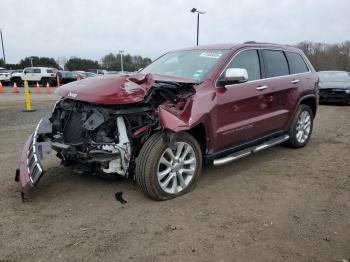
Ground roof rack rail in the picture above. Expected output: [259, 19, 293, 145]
[244, 41, 257, 44]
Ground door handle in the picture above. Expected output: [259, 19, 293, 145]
[256, 85, 268, 91]
[291, 79, 300, 84]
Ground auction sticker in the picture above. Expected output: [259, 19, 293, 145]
[199, 52, 222, 59]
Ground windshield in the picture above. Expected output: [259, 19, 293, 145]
[141, 49, 228, 82]
[319, 71, 350, 82]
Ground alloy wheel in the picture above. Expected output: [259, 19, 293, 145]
[296, 110, 312, 144]
[157, 142, 197, 194]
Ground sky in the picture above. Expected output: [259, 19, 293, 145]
[1, 0, 350, 64]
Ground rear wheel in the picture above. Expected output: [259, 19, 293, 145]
[41, 78, 52, 87]
[285, 104, 314, 148]
[136, 132, 202, 200]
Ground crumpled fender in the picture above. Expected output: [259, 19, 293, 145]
[158, 107, 190, 132]
[158, 83, 217, 133]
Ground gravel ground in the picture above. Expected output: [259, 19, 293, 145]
[0, 91, 349, 262]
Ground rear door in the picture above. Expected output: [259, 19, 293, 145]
[214, 49, 277, 151]
[32, 68, 42, 82]
[261, 49, 297, 130]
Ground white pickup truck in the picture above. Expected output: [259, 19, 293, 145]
[10, 67, 58, 86]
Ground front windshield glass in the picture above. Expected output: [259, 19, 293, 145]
[319, 71, 350, 82]
[141, 49, 229, 82]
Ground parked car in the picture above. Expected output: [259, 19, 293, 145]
[0, 70, 12, 85]
[318, 71, 350, 104]
[71, 71, 97, 79]
[10, 67, 58, 86]
[86, 69, 108, 75]
[81, 71, 97, 78]
[57, 71, 77, 85]
[16, 42, 318, 200]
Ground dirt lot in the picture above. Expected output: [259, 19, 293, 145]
[0, 89, 349, 262]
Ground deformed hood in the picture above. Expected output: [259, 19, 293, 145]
[56, 73, 155, 104]
[56, 73, 197, 105]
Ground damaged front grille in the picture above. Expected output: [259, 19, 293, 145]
[50, 99, 147, 176]
[28, 138, 43, 184]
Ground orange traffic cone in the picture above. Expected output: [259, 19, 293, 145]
[35, 83, 41, 94]
[0, 81, 4, 93]
[56, 76, 60, 88]
[45, 82, 51, 94]
[12, 82, 19, 93]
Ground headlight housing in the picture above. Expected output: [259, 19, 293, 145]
[345, 89, 350, 94]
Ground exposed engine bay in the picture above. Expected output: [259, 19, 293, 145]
[16, 75, 197, 190]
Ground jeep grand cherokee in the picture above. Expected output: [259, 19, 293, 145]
[16, 42, 318, 200]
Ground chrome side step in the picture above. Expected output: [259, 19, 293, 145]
[213, 134, 290, 166]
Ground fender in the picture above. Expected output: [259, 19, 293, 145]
[158, 107, 191, 132]
[287, 94, 317, 129]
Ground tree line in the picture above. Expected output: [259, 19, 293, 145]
[296, 41, 350, 71]
[1, 41, 350, 72]
[2, 52, 152, 72]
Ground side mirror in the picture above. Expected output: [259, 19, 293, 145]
[218, 68, 248, 87]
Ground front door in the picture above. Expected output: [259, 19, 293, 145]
[214, 49, 278, 151]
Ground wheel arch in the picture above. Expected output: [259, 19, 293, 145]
[299, 95, 317, 118]
[187, 123, 207, 155]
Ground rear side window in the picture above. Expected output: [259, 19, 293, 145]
[263, 50, 289, 77]
[46, 69, 53, 73]
[226, 49, 261, 81]
[285, 52, 309, 74]
[33, 69, 41, 73]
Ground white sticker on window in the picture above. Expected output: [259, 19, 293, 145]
[199, 52, 222, 59]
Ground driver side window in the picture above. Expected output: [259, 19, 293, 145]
[226, 49, 261, 81]
[24, 68, 33, 74]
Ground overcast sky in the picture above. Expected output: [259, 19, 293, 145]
[1, 0, 350, 64]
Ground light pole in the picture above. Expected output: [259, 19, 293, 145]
[30, 57, 34, 67]
[119, 50, 124, 72]
[190, 8, 206, 46]
[0, 29, 6, 65]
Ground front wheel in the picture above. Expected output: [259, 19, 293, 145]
[136, 132, 202, 200]
[285, 104, 314, 148]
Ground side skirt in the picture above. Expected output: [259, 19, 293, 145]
[206, 133, 290, 166]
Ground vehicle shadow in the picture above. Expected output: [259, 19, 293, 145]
[25, 144, 290, 203]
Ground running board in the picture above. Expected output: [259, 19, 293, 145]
[213, 134, 290, 166]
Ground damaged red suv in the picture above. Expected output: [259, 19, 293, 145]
[16, 42, 318, 200]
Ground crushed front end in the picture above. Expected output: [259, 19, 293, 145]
[15, 74, 197, 194]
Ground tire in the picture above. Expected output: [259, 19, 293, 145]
[11, 78, 22, 87]
[136, 132, 202, 201]
[41, 78, 52, 86]
[284, 104, 314, 148]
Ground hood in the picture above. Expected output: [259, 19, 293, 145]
[319, 81, 350, 90]
[56, 73, 196, 105]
